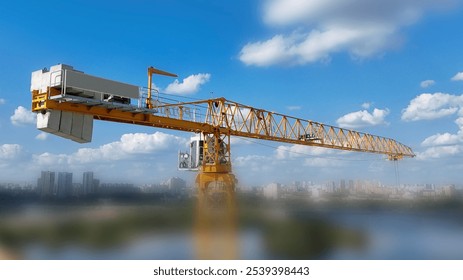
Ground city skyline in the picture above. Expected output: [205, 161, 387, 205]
[2, 169, 461, 204]
[1, 1, 463, 185]
[2, 169, 461, 191]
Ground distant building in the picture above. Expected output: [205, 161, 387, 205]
[72, 183, 83, 197]
[163, 177, 187, 194]
[82, 172, 99, 195]
[57, 172, 73, 198]
[99, 183, 138, 195]
[38, 171, 55, 198]
[340, 179, 346, 192]
[263, 182, 281, 200]
[443, 185, 456, 197]
[348, 180, 354, 191]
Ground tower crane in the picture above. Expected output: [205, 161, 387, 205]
[30, 64, 415, 258]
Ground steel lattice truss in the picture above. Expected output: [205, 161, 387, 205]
[32, 91, 415, 160]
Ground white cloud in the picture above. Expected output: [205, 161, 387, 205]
[0, 144, 22, 160]
[418, 116, 463, 156]
[240, 0, 454, 66]
[230, 136, 253, 146]
[0, 98, 5, 105]
[286, 105, 302, 111]
[234, 144, 343, 175]
[23, 131, 191, 184]
[71, 132, 187, 163]
[233, 155, 273, 173]
[410, 98, 463, 159]
[303, 157, 342, 168]
[420, 79, 435, 88]
[164, 73, 211, 95]
[416, 145, 461, 160]
[11, 106, 36, 126]
[33, 132, 188, 166]
[33, 152, 69, 166]
[336, 108, 389, 129]
[35, 132, 48, 141]
[451, 72, 463, 81]
[421, 133, 460, 147]
[233, 145, 344, 184]
[401, 93, 463, 121]
[361, 102, 371, 109]
[240, 34, 297, 66]
[275, 145, 335, 160]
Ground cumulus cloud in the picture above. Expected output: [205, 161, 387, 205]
[11, 106, 36, 126]
[419, 116, 463, 155]
[33, 132, 188, 166]
[361, 102, 371, 109]
[401, 93, 463, 121]
[0, 144, 22, 160]
[420, 79, 435, 88]
[233, 155, 273, 173]
[421, 133, 460, 147]
[240, 0, 454, 66]
[35, 132, 48, 141]
[233, 145, 343, 183]
[286, 105, 302, 111]
[416, 145, 462, 160]
[303, 157, 342, 168]
[451, 72, 463, 81]
[164, 73, 211, 95]
[74, 132, 187, 163]
[0, 98, 5, 105]
[336, 107, 390, 129]
[275, 145, 335, 160]
[403, 93, 463, 159]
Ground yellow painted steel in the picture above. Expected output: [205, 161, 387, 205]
[32, 90, 415, 160]
[147, 66, 177, 109]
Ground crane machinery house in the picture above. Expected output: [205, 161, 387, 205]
[30, 64, 139, 143]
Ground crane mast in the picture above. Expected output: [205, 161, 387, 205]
[30, 64, 415, 259]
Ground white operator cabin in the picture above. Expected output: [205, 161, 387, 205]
[178, 135, 204, 171]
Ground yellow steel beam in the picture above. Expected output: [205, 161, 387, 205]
[32, 90, 415, 159]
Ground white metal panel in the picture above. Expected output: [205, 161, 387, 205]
[30, 69, 44, 92]
[82, 114, 93, 143]
[30, 69, 51, 93]
[37, 110, 93, 143]
[64, 69, 139, 98]
[70, 112, 84, 140]
[50, 64, 74, 72]
[59, 111, 73, 136]
[37, 110, 61, 133]
[68, 112, 93, 143]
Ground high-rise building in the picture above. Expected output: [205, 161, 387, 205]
[57, 172, 73, 198]
[340, 179, 346, 192]
[263, 182, 281, 200]
[82, 171, 93, 195]
[164, 177, 187, 193]
[38, 171, 55, 197]
[82, 172, 99, 195]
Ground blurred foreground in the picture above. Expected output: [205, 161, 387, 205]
[1, 194, 463, 259]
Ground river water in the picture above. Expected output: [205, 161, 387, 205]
[21, 208, 463, 260]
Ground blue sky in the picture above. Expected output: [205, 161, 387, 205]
[1, 0, 463, 186]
